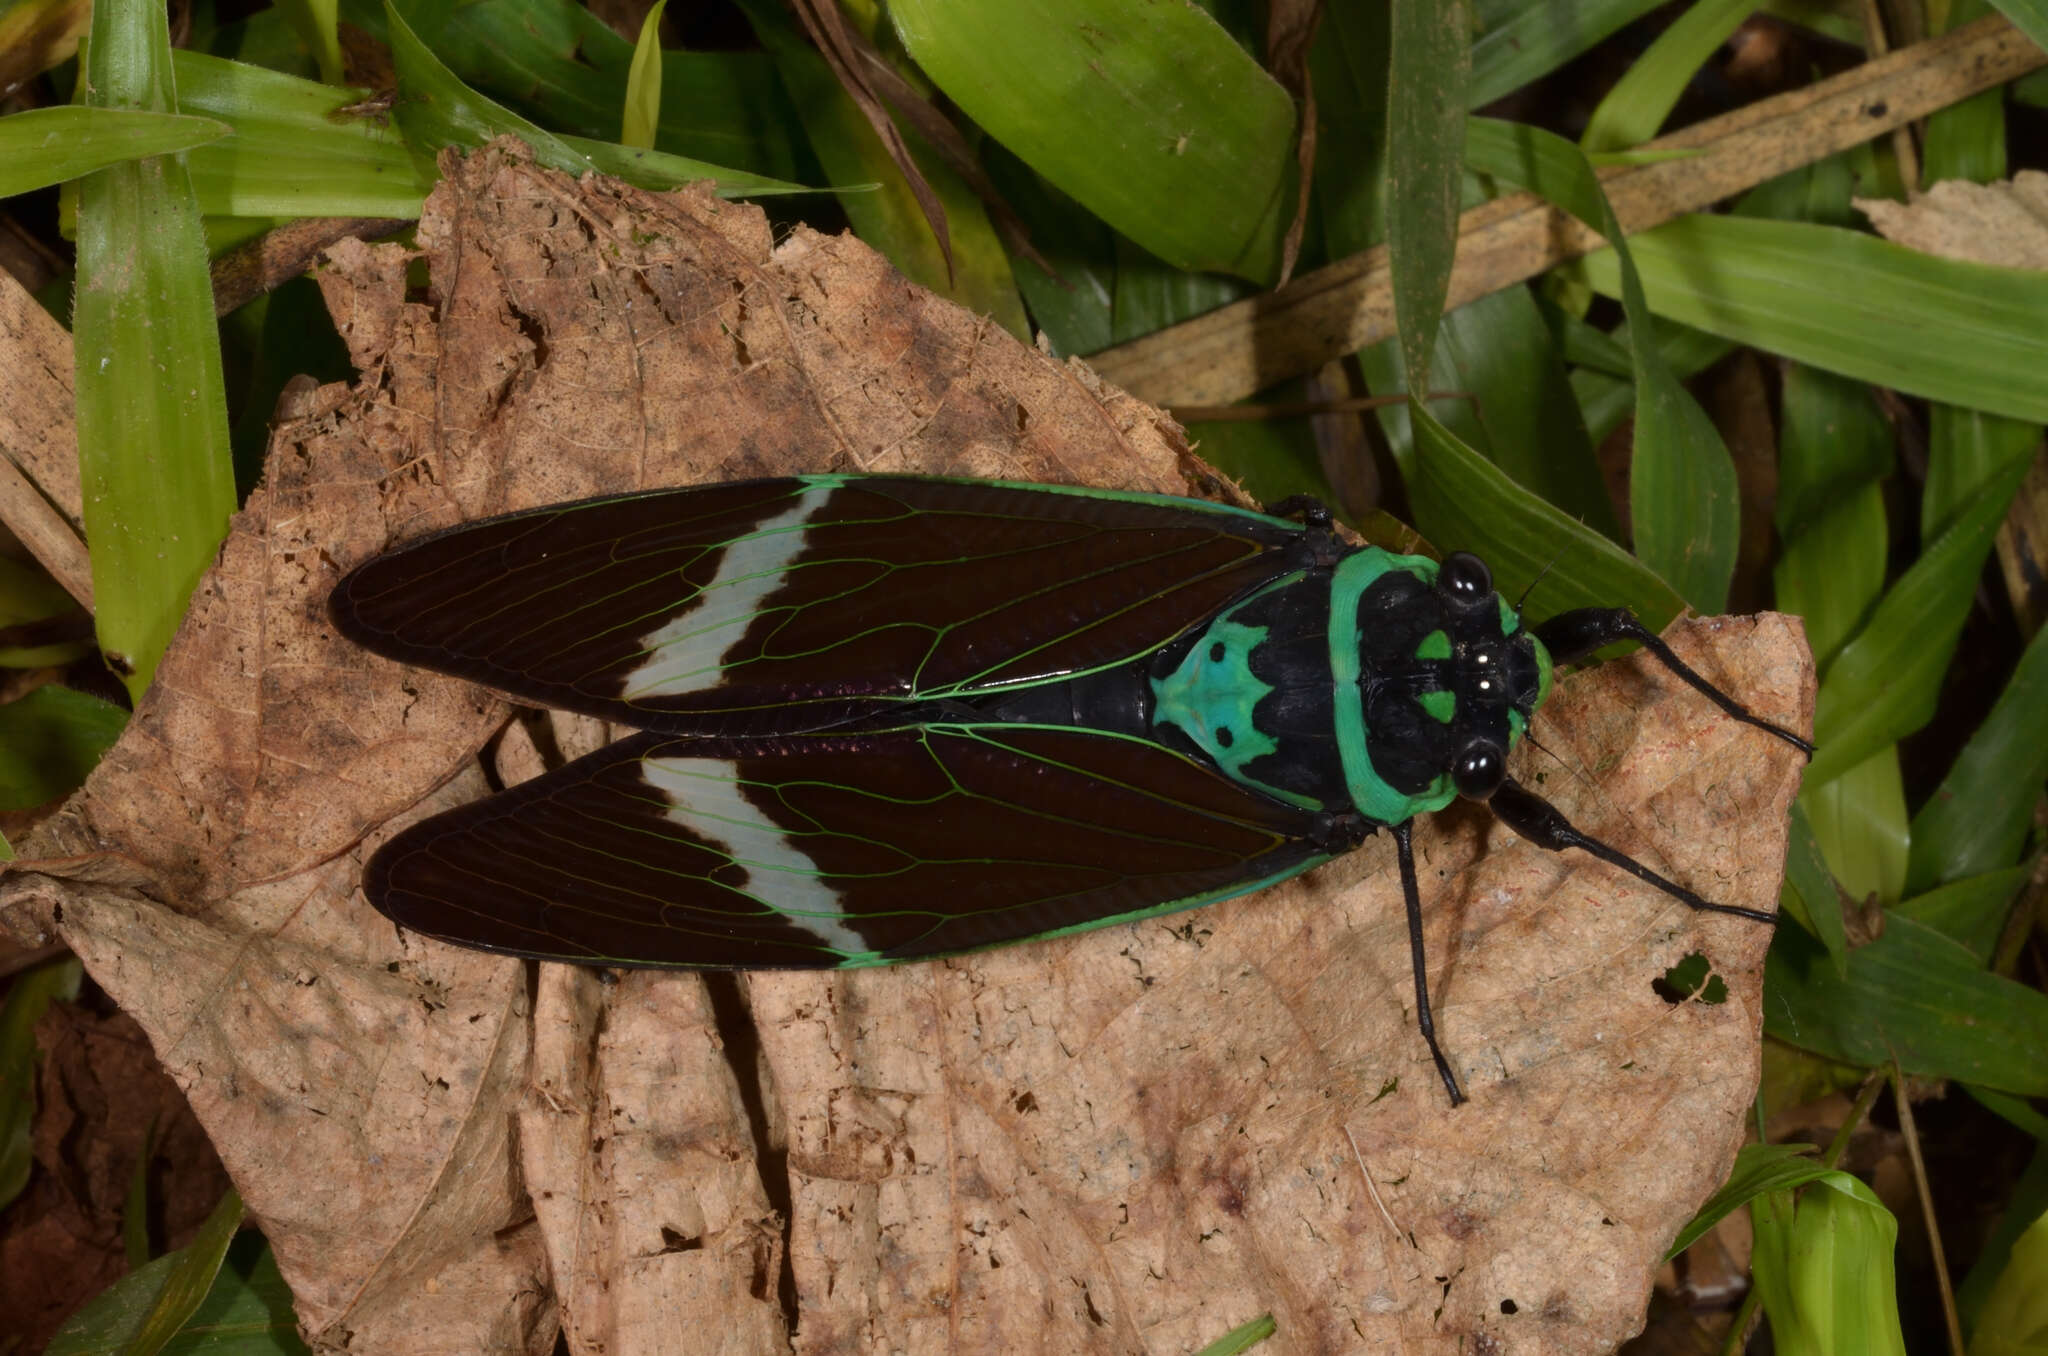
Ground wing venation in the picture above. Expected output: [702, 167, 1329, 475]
[331, 477, 1304, 733]
[365, 724, 1331, 968]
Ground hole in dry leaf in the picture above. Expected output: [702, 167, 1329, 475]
[1500, 1298, 1518, 1315]
[510, 302, 550, 365]
[1652, 952, 1728, 1005]
[658, 1226, 703, 1254]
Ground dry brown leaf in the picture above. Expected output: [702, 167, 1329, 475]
[1856, 170, 2048, 269]
[0, 139, 1812, 1354]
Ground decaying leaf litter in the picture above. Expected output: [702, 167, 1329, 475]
[0, 141, 1812, 1353]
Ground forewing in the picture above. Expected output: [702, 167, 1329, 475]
[364, 725, 1332, 967]
[331, 476, 1304, 732]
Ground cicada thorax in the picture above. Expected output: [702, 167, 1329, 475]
[1080, 544, 1555, 830]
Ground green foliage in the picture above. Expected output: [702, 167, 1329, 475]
[0, 957, 85, 1213]
[73, 0, 239, 700]
[47, 1203, 312, 1356]
[0, 686, 128, 810]
[1969, 1204, 2048, 1356]
[890, 0, 1297, 281]
[1752, 1171, 1908, 1356]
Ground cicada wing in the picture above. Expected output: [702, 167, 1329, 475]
[331, 476, 1305, 734]
[364, 724, 1333, 967]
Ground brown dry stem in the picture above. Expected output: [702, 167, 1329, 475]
[1087, 14, 2047, 408]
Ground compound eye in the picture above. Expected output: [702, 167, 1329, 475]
[1452, 739, 1506, 800]
[1439, 552, 1493, 609]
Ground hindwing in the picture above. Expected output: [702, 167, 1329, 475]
[366, 725, 1335, 967]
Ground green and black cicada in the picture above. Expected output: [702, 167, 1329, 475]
[330, 475, 1809, 1104]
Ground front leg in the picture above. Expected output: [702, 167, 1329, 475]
[1531, 607, 1813, 755]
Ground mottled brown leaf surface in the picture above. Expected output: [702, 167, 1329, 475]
[0, 140, 1811, 1354]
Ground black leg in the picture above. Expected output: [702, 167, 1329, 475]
[1530, 607, 1814, 756]
[1260, 494, 1333, 527]
[1396, 820, 1465, 1107]
[1490, 778, 1777, 925]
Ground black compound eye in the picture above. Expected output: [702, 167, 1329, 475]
[1439, 552, 1493, 609]
[1453, 739, 1506, 800]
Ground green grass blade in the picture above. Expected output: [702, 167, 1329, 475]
[1926, 406, 2042, 541]
[172, 51, 430, 219]
[1465, 116, 1738, 610]
[384, 1, 803, 200]
[888, 0, 1296, 282]
[1572, 215, 2048, 423]
[45, 1190, 253, 1356]
[274, 0, 342, 84]
[1667, 1142, 1827, 1259]
[1765, 914, 2048, 1095]
[1407, 402, 1687, 626]
[1774, 367, 1892, 604]
[0, 956, 85, 1212]
[1988, 0, 2048, 52]
[1193, 1312, 1277, 1356]
[1467, 0, 1663, 107]
[1311, 0, 1391, 259]
[74, 0, 238, 700]
[1569, 317, 1733, 448]
[0, 107, 230, 197]
[1773, 363, 1902, 904]
[1804, 753, 1909, 911]
[620, 0, 666, 150]
[1780, 802, 1851, 978]
[1108, 236, 1254, 346]
[1970, 1087, 2048, 1145]
[1380, 288, 1619, 535]
[738, 0, 1027, 337]
[1967, 1200, 2048, 1356]
[123, 1116, 159, 1267]
[0, 553, 80, 630]
[558, 133, 815, 199]
[0, 686, 129, 810]
[1907, 619, 2048, 893]
[377, 0, 803, 182]
[1181, 407, 1329, 513]
[1894, 867, 2034, 967]
[1781, 1174, 1907, 1356]
[1924, 0, 2009, 189]
[982, 146, 1115, 357]
[1387, 0, 1468, 393]
[1804, 451, 2028, 788]
[1958, 1143, 2048, 1337]
[1581, 0, 1751, 152]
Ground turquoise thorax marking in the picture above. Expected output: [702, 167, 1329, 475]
[1151, 576, 1318, 810]
[1328, 548, 1460, 823]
